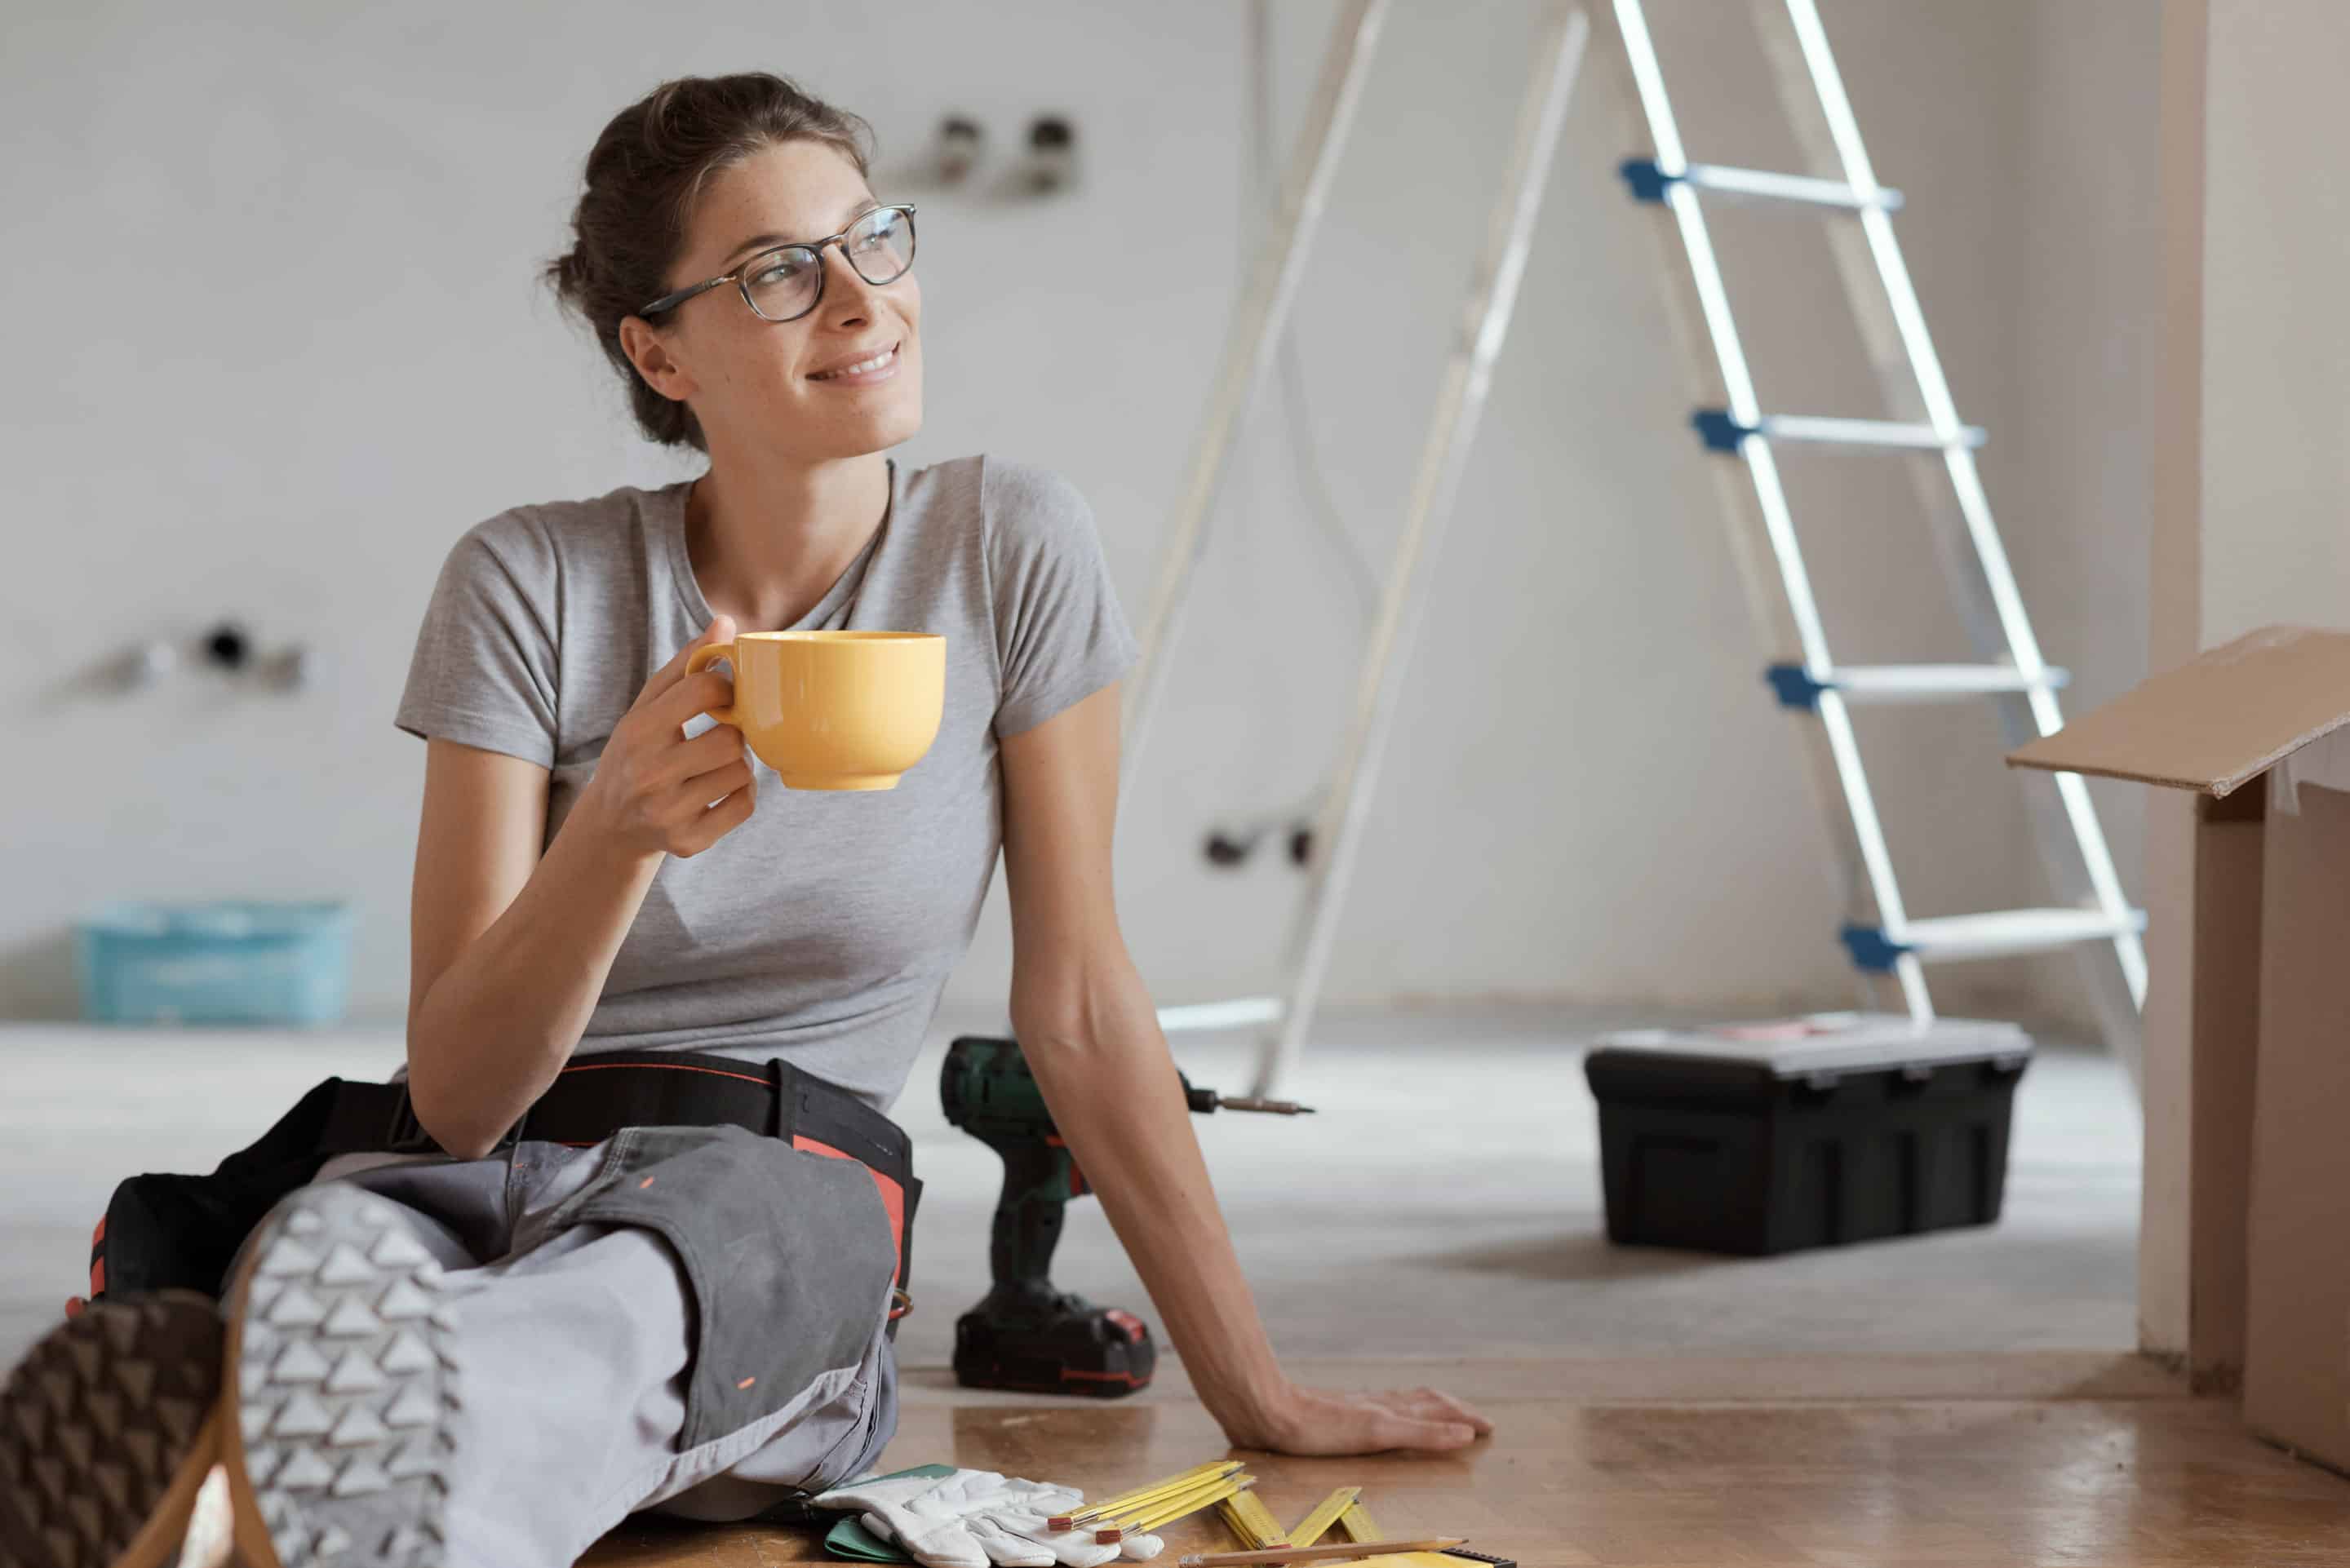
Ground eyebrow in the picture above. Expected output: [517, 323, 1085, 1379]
[721, 196, 882, 268]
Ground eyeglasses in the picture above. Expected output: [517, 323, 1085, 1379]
[637, 203, 918, 323]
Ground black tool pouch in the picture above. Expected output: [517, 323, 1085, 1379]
[90, 1078, 351, 1300]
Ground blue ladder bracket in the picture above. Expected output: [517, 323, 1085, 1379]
[1692, 409, 1752, 452]
[1620, 157, 1676, 203]
[1839, 925, 1909, 973]
[1766, 665, 1826, 711]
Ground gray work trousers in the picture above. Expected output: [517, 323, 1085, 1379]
[304, 1129, 902, 1568]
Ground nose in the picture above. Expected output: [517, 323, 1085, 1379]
[815, 243, 883, 327]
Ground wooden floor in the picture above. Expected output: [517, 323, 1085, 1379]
[580, 1355, 2350, 1567]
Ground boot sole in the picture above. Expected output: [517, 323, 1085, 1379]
[0, 1292, 226, 1568]
[220, 1186, 458, 1568]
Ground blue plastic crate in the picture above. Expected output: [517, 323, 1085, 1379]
[75, 901, 355, 1025]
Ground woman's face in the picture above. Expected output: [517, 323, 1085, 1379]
[627, 139, 923, 463]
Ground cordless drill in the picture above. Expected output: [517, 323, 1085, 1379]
[940, 1034, 1312, 1397]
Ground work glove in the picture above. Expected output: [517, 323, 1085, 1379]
[814, 1468, 1120, 1568]
[934, 1474, 1168, 1564]
[962, 1498, 1154, 1567]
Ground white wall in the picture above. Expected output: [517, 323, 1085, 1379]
[0, 1, 2161, 1036]
[2198, 0, 2350, 644]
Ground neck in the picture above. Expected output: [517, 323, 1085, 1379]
[685, 441, 892, 631]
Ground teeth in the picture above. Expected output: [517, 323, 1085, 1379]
[812, 347, 894, 380]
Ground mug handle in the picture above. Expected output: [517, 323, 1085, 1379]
[685, 642, 741, 728]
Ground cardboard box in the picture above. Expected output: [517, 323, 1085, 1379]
[2009, 624, 2350, 1468]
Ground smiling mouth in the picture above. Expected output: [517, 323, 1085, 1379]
[808, 342, 901, 383]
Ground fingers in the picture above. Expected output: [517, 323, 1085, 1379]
[651, 721, 748, 791]
[648, 669, 742, 731]
[670, 760, 754, 816]
[1237, 1393, 1483, 1458]
[1368, 1385, 1495, 1437]
[1235, 1384, 1491, 1458]
[632, 614, 738, 711]
[1362, 1406, 1479, 1451]
[668, 775, 755, 857]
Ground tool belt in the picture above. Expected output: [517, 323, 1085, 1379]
[89, 1048, 921, 1335]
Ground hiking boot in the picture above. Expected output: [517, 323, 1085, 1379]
[0, 1291, 226, 1568]
[220, 1185, 459, 1568]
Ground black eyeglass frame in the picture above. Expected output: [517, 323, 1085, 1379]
[636, 203, 918, 322]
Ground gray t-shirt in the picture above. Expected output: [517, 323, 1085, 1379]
[395, 454, 1140, 1114]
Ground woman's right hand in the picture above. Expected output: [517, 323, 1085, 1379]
[574, 615, 758, 861]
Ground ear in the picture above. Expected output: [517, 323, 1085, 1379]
[619, 314, 697, 404]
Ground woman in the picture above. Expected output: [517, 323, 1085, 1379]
[0, 72, 1490, 1568]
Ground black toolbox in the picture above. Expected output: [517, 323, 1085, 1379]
[1585, 1012, 2033, 1256]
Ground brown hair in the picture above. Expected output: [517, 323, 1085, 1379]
[544, 73, 875, 451]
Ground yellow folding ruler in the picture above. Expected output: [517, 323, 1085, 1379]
[1215, 1490, 1291, 1550]
[1337, 1499, 1465, 1567]
[1098, 1469, 1256, 1541]
[1218, 1488, 1457, 1567]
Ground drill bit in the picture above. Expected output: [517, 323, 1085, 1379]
[1194, 1090, 1315, 1115]
[1218, 1093, 1314, 1114]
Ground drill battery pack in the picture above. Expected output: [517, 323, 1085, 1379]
[952, 1298, 1156, 1397]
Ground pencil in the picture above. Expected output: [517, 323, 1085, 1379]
[1174, 1540, 1466, 1567]
[1050, 1461, 1241, 1530]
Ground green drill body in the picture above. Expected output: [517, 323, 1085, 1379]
[938, 1034, 1308, 1397]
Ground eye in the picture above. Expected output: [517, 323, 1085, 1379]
[749, 252, 814, 286]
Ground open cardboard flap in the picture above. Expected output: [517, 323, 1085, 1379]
[2008, 622, 2350, 1469]
[2006, 625, 2350, 795]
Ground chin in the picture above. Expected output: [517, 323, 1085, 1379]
[851, 395, 924, 453]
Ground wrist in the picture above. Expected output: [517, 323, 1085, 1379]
[557, 782, 664, 878]
[1210, 1374, 1301, 1451]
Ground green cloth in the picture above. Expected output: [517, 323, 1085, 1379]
[823, 1517, 911, 1564]
[820, 1464, 959, 1562]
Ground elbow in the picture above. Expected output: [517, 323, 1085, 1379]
[430, 1126, 503, 1163]
[403, 1048, 508, 1162]
[1009, 1018, 1090, 1068]
[1009, 987, 1102, 1060]
[406, 1076, 500, 1163]
[1009, 957, 1159, 1061]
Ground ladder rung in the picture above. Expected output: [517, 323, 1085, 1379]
[1767, 663, 2072, 710]
[1693, 410, 1987, 454]
[1157, 996, 1283, 1033]
[1842, 910, 2148, 972]
[1620, 157, 1904, 212]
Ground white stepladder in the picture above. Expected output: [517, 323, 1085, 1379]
[1127, 0, 2144, 1096]
[1120, 0, 1389, 796]
[1603, 0, 2145, 1086]
[1124, 0, 1593, 1096]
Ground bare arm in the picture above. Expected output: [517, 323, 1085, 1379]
[998, 684, 1494, 1455]
[405, 615, 749, 1157]
[403, 741, 660, 1157]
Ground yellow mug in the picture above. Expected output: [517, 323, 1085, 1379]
[686, 631, 945, 791]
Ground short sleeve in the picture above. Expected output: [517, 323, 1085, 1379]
[982, 458, 1142, 738]
[394, 513, 561, 767]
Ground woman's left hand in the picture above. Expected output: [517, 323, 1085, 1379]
[1222, 1381, 1495, 1456]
